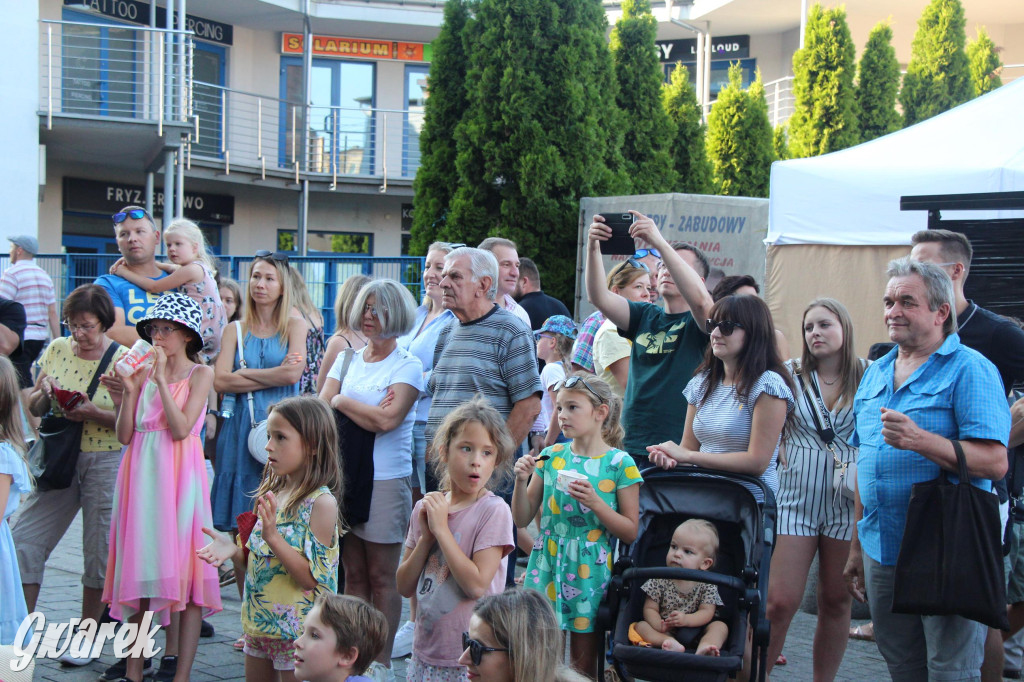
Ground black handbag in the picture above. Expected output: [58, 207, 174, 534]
[28, 342, 120, 491]
[330, 349, 375, 525]
[892, 438, 1009, 630]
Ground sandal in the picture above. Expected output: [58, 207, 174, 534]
[849, 623, 874, 642]
[775, 653, 787, 666]
[233, 636, 246, 650]
[219, 567, 236, 587]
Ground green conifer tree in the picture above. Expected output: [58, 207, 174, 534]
[787, 4, 859, 158]
[899, 0, 971, 126]
[610, 0, 677, 193]
[409, 0, 470, 254]
[773, 124, 790, 162]
[706, 64, 773, 198]
[447, 0, 627, 303]
[856, 22, 902, 142]
[967, 27, 1003, 97]
[661, 63, 711, 194]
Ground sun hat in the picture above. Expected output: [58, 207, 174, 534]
[136, 293, 204, 354]
[535, 315, 578, 340]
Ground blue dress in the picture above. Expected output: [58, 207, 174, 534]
[211, 331, 298, 530]
[1, 442, 31, 644]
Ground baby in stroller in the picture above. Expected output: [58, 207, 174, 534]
[628, 519, 729, 655]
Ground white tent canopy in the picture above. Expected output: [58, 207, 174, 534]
[767, 77, 1024, 246]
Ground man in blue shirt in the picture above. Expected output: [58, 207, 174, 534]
[845, 257, 1010, 681]
[94, 206, 167, 347]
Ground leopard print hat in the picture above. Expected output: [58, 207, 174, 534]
[136, 292, 205, 354]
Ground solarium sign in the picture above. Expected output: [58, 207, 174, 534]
[281, 33, 429, 62]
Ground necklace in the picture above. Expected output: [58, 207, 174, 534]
[819, 373, 839, 386]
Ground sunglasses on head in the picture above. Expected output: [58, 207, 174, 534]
[447, 242, 467, 250]
[462, 632, 508, 666]
[254, 249, 290, 264]
[625, 257, 650, 272]
[554, 375, 604, 403]
[706, 319, 745, 336]
[634, 248, 661, 259]
[112, 208, 149, 224]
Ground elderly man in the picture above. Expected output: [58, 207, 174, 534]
[477, 237, 532, 330]
[0, 236, 58, 388]
[426, 247, 541, 447]
[585, 211, 713, 467]
[94, 206, 168, 346]
[845, 257, 1010, 682]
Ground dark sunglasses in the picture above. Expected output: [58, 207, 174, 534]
[112, 208, 149, 224]
[254, 249, 290, 263]
[706, 319, 745, 336]
[554, 375, 604, 403]
[625, 257, 650, 272]
[447, 242, 467, 250]
[634, 248, 661, 259]
[462, 632, 508, 666]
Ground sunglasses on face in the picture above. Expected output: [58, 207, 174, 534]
[634, 248, 661, 259]
[462, 632, 508, 666]
[254, 249, 290, 264]
[554, 375, 604, 403]
[112, 208, 150, 224]
[706, 319, 745, 336]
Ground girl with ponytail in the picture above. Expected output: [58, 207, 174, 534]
[511, 373, 642, 678]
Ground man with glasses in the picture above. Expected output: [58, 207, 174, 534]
[95, 206, 168, 347]
[586, 212, 713, 468]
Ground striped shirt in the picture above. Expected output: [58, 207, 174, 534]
[852, 333, 1011, 565]
[0, 261, 55, 341]
[683, 370, 795, 501]
[426, 305, 542, 444]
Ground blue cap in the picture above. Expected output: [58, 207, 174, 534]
[535, 315, 578, 340]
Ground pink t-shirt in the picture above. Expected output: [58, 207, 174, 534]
[404, 491, 514, 667]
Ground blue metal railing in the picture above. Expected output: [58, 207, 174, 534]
[3, 253, 425, 333]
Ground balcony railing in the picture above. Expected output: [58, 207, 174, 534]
[39, 19, 193, 131]
[187, 82, 424, 181]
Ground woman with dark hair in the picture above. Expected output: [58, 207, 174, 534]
[12, 284, 128, 665]
[647, 295, 795, 501]
[710, 274, 759, 302]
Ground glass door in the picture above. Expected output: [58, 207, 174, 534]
[191, 42, 226, 157]
[403, 65, 429, 177]
[61, 10, 139, 117]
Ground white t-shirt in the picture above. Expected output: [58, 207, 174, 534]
[538, 361, 567, 430]
[327, 345, 424, 480]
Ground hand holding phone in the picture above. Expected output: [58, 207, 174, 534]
[598, 212, 636, 256]
[53, 388, 85, 412]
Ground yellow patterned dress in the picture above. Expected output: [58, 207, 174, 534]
[241, 486, 339, 640]
[523, 444, 642, 633]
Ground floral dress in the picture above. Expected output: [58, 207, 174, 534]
[523, 443, 642, 633]
[179, 263, 227, 363]
[241, 486, 339, 640]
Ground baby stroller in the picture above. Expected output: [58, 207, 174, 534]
[597, 467, 776, 682]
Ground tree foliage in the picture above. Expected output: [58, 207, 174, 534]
[447, 0, 627, 303]
[773, 124, 790, 162]
[706, 64, 773, 198]
[899, 0, 971, 127]
[661, 63, 711, 194]
[787, 4, 859, 158]
[967, 26, 1003, 97]
[409, 0, 470, 255]
[856, 22, 902, 142]
[610, 0, 677, 193]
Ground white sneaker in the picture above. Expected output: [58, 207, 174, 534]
[57, 636, 101, 666]
[391, 620, 415, 659]
[366, 661, 397, 682]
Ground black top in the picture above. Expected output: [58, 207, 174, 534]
[956, 301, 1024, 395]
[0, 297, 26, 360]
[517, 291, 571, 331]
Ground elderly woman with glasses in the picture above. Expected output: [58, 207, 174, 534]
[12, 285, 129, 663]
[647, 294, 796, 503]
[319, 278, 421, 673]
[592, 259, 652, 398]
[210, 251, 306, 598]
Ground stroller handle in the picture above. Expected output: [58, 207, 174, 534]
[621, 567, 748, 593]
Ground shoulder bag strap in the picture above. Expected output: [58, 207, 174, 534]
[798, 368, 837, 447]
[336, 348, 355, 387]
[235, 321, 258, 429]
[85, 342, 121, 399]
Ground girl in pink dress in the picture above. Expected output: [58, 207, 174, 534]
[101, 293, 220, 682]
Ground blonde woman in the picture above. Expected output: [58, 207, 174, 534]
[288, 266, 327, 395]
[317, 273, 372, 394]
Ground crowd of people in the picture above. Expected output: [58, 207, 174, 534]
[0, 204, 1022, 682]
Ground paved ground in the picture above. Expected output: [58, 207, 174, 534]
[17, 513, 895, 681]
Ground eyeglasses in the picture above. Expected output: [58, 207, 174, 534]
[462, 632, 508, 666]
[112, 208, 149, 224]
[144, 324, 182, 338]
[554, 375, 604, 403]
[254, 250, 290, 263]
[363, 304, 387, 318]
[64, 320, 98, 333]
[537, 333, 555, 341]
[625, 257, 650, 272]
[634, 248, 661, 259]
[706, 319, 745, 336]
